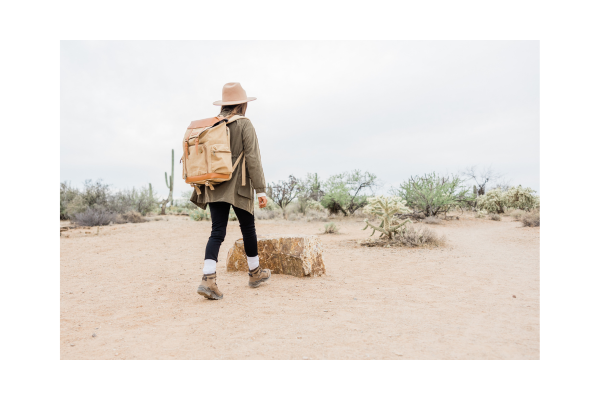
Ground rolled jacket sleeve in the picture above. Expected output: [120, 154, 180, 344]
[241, 120, 266, 193]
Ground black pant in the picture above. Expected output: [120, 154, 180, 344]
[205, 202, 258, 262]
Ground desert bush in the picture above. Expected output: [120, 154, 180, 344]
[189, 209, 210, 221]
[390, 172, 473, 217]
[288, 212, 300, 221]
[72, 208, 118, 227]
[521, 211, 540, 227]
[255, 208, 282, 220]
[297, 173, 326, 214]
[475, 210, 487, 218]
[476, 188, 506, 214]
[503, 185, 539, 211]
[121, 210, 146, 223]
[488, 213, 501, 221]
[423, 216, 442, 224]
[306, 199, 324, 212]
[396, 225, 445, 247]
[509, 209, 525, 220]
[306, 209, 328, 222]
[324, 222, 339, 234]
[267, 175, 300, 218]
[362, 196, 412, 239]
[321, 170, 378, 216]
[361, 225, 445, 248]
[477, 186, 539, 214]
[60, 181, 80, 220]
[229, 208, 238, 221]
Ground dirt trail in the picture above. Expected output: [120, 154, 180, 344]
[60, 214, 539, 359]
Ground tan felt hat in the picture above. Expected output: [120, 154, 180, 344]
[213, 82, 257, 106]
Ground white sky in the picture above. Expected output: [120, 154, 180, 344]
[60, 41, 539, 199]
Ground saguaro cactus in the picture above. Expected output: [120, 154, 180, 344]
[165, 149, 174, 207]
[362, 196, 412, 240]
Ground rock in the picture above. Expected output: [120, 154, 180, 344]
[226, 235, 326, 277]
[92, 333, 97, 338]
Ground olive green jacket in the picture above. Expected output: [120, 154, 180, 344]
[189, 117, 266, 214]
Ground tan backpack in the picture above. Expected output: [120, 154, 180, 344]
[181, 114, 247, 195]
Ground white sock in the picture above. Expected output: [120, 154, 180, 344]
[247, 255, 259, 271]
[203, 259, 217, 275]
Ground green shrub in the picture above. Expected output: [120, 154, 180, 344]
[390, 172, 473, 217]
[60, 181, 80, 220]
[321, 170, 377, 215]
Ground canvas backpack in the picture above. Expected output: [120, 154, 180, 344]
[181, 114, 247, 195]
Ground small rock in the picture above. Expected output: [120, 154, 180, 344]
[92, 333, 97, 338]
[353, 298, 357, 300]
[70, 343, 75, 346]
[297, 337, 302, 339]
[513, 295, 516, 298]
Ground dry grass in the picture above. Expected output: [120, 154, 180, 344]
[423, 216, 442, 224]
[119, 210, 147, 224]
[521, 211, 540, 227]
[488, 214, 501, 221]
[361, 224, 445, 248]
[72, 209, 118, 227]
[324, 222, 339, 234]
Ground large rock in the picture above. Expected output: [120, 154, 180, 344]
[226, 235, 326, 277]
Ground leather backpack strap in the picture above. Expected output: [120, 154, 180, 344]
[231, 151, 246, 186]
[225, 114, 248, 124]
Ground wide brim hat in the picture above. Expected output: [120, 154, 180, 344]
[213, 82, 257, 106]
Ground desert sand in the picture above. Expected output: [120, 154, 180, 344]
[60, 213, 539, 359]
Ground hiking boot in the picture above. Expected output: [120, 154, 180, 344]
[197, 273, 223, 300]
[248, 266, 271, 288]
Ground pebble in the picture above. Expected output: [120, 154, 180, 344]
[92, 333, 97, 338]
[70, 343, 75, 346]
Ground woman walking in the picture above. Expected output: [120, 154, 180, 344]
[192, 82, 271, 300]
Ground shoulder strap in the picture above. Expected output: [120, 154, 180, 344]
[225, 115, 248, 124]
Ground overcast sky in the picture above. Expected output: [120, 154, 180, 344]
[61, 41, 539, 199]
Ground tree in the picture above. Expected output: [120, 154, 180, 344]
[267, 175, 300, 218]
[462, 165, 502, 196]
[390, 172, 473, 217]
[321, 170, 378, 216]
[296, 173, 325, 214]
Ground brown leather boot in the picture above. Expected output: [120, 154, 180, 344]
[248, 266, 271, 288]
[197, 273, 223, 300]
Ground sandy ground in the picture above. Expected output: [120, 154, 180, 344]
[60, 213, 539, 360]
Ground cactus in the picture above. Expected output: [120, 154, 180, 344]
[165, 149, 174, 207]
[473, 185, 477, 197]
[362, 196, 413, 240]
[149, 183, 154, 201]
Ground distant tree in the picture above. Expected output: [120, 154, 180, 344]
[462, 165, 502, 196]
[321, 170, 378, 216]
[267, 175, 300, 218]
[390, 172, 473, 217]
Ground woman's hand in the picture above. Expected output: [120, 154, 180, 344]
[258, 196, 268, 208]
